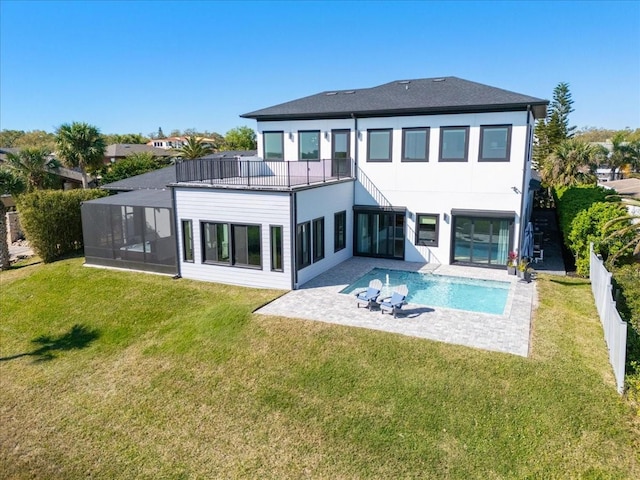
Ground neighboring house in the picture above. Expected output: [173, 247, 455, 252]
[104, 144, 174, 164]
[147, 136, 187, 149]
[162, 76, 547, 290]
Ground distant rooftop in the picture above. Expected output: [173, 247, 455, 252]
[242, 77, 548, 121]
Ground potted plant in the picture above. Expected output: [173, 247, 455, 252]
[517, 258, 528, 279]
[523, 265, 533, 283]
[507, 251, 518, 275]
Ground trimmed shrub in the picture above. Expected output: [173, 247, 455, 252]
[554, 185, 609, 250]
[16, 189, 108, 263]
[99, 154, 167, 185]
[568, 202, 631, 276]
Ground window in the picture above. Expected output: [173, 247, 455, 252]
[263, 131, 284, 160]
[232, 224, 261, 268]
[299, 130, 320, 160]
[296, 221, 311, 269]
[479, 125, 512, 162]
[439, 126, 469, 162]
[181, 220, 194, 262]
[313, 217, 324, 262]
[201, 222, 230, 264]
[367, 129, 392, 162]
[415, 214, 439, 247]
[270, 225, 283, 271]
[334, 210, 346, 252]
[402, 128, 429, 161]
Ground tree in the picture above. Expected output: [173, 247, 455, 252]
[539, 139, 603, 187]
[604, 196, 640, 264]
[606, 132, 635, 180]
[534, 82, 576, 169]
[222, 126, 257, 151]
[176, 136, 213, 159]
[0, 169, 26, 270]
[5, 147, 61, 191]
[0, 130, 26, 147]
[55, 122, 106, 188]
[102, 133, 149, 145]
[14, 130, 57, 150]
[99, 152, 165, 184]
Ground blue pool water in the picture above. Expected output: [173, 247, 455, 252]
[341, 268, 510, 315]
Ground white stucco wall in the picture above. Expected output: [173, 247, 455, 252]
[294, 181, 354, 287]
[174, 187, 293, 289]
[255, 110, 533, 265]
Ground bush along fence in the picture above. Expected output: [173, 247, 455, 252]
[16, 189, 108, 263]
[590, 243, 627, 393]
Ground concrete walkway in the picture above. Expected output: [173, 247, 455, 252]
[256, 257, 535, 357]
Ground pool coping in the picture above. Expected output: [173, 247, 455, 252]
[255, 257, 535, 357]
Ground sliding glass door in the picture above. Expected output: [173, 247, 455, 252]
[452, 216, 512, 266]
[355, 208, 405, 259]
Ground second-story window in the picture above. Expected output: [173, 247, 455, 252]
[439, 126, 469, 162]
[479, 125, 512, 162]
[367, 129, 393, 162]
[402, 127, 429, 162]
[264, 131, 284, 160]
[299, 131, 320, 160]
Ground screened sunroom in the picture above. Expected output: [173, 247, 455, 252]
[81, 189, 177, 274]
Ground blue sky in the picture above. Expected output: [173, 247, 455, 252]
[1, 0, 639, 137]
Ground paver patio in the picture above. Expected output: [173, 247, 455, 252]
[256, 257, 535, 356]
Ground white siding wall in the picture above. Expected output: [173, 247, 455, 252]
[174, 187, 293, 289]
[256, 111, 531, 264]
[294, 181, 354, 287]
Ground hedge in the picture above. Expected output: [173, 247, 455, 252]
[554, 185, 609, 251]
[16, 189, 108, 263]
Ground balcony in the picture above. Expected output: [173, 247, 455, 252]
[175, 157, 354, 189]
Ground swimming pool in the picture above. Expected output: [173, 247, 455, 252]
[340, 268, 510, 315]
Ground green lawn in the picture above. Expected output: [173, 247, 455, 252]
[1, 258, 638, 478]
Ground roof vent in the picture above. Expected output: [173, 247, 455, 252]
[325, 92, 338, 96]
[398, 80, 411, 85]
[343, 90, 355, 94]
[432, 78, 445, 82]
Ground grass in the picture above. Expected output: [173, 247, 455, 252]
[1, 258, 638, 478]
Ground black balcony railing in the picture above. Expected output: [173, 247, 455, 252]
[175, 158, 354, 188]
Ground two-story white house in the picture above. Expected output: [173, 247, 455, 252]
[144, 77, 548, 289]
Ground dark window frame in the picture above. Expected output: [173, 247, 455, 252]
[334, 210, 346, 252]
[298, 130, 321, 161]
[200, 221, 230, 265]
[263, 131, 284, 160]
[439, 126, 470, 162]
[312, 217, 325, 262]
[366, 128, 393, 162]
[401, 127, 430, 162]
[181, 219, 194, 262]
[231, 223, 262, 269]
[479, 124, 512, 162]
[270, 225, 283, 272]
[331, 129, 351, 160]
[415, 213, 439, 247]
[296, 221, 311, 270]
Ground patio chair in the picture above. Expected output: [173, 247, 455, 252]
[355, 279, 383, 310]
[380, 285, 408, 318]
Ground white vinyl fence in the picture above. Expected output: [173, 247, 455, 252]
[589, 244, 627, 393]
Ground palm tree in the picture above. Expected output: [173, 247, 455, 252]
[604, 196, 640, 263]
[0, 169, 26, 270]
[5, 147, 60, 191]
[55, 122, 106, 188]
[539, 139, 603, 187]
[176, 136, 213, 159]
[607, 132, 634, 180]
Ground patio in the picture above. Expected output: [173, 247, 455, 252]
[255, 257, 535, 356]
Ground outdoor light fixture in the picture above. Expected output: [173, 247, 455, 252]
[511, 186, 521, 194]
[324, 131, 329, 140]
[358, 131, 363, 140]
[289, 132, 294, 141]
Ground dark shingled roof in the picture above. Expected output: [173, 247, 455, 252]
[104, 144, 173, 157]
[86, 189, 172, 208]
[242, 77, 548, 120]
[101, 166, 176, 192]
